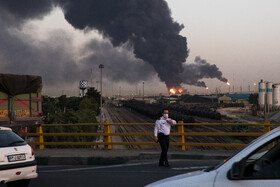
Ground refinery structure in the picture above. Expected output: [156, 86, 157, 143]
[258, 80, 280, 111]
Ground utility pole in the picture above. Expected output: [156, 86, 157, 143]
[91, 68, 93, 87]
[96, 81, 99, 91]
[99, 64, 104, 123]
[142, 82, 144, 101]
[264, 91, 266, 121]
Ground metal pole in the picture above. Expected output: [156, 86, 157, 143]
[264, 91, 266, 121]
[96, 81, 99, 91]
[99, 64, 104, 123]
[120, 86, 121, 96]
[142, 82, 144, 101]
[91, 68, 93, 87]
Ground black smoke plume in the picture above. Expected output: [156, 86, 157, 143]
[0, 0, 53, 26]
[56, 0, 189, 89]
[0, 0, 227, 92]
[180, 56, 228, 87]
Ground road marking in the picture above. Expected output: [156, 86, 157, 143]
[40, 162, 157, 173]
[38, 165, 66, 169]
[172, 166, 208, 170]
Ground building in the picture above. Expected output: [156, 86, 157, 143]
[218, 94, 250, 105]
[218, 95, 231, 104]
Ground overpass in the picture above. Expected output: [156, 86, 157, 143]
[28, 121, 278, 165]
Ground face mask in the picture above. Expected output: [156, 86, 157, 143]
[163, 114, 168, 118]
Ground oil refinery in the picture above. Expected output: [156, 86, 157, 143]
[258, 80, 280, 111]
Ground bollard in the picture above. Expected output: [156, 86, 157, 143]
[104, 122, 112, 150]
[36, 125, 45, 149]
[264, 121, 271, 134]
[177, 121, 186, 151]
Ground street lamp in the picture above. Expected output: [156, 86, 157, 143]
[253, 83, 257, 93]
[99, 64, 104, 122]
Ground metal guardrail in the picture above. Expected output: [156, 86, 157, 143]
[27, 121, 279, 150]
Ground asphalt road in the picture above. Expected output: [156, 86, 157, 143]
[25, 160, 222, 187]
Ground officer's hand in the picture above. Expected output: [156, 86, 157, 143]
[155, 137, 158, 142]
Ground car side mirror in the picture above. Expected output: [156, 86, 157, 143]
[228, 162, 242, 180]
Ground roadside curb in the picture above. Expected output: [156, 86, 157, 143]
[36, 152, 230, 165]
[36, 156, 134, 165]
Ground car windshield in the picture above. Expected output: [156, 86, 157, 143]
[0, 130, 26, 147]
[209, 128, 280, 172]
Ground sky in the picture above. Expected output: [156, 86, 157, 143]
[1, 0, 280, 96]
[167, 0, 280, 93]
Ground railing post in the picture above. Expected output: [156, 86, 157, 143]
[36, 124, 44, 149]
[264, 121, 271, 133]
[104, 122, 112, 150]
[178, 121, 186, 151]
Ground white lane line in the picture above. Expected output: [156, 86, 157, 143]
[40, 162, 157, 173]
[172, 166, 208, 170]
[38, 165, 67, 169]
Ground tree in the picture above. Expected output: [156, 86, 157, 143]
[66, 97, 83, 111]
[86, 87, 101, 115]
[42, 95, 99, 148]
[79, 97, 97, 111]
[86, 87, 100, 103]
[42, 96, 57, 115]
[58, 95, 67, 111]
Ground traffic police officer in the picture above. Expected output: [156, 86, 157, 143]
[154, 109, 176, 167]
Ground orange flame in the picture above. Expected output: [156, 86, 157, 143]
[169, 87, 184, 95]
[206, 87, 209, 90]
[169, 88, 176, 95]
[226, 82, 230, 86]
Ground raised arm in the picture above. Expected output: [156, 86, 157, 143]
[167, 119, 176, 125]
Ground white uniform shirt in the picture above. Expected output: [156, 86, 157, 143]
[154, 117, 177, 137]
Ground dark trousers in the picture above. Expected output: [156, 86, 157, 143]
[158, 133, 169, 164]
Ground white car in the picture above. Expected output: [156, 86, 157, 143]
[0, 127, 37, 187]
[147, 127, 280, 187]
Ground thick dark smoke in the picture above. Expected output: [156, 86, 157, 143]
[0, 0, 227, 93]
[181, 56, 228, 87]
[0, 25, 154, 87]
[81, 40, 155, 84]
[0, 0, 53, 26]
[56, 0, 188, 89]
[0, 0, 155, 90]
[0, 27, 81, 86]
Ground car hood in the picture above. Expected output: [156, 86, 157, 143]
[146, 170, 217, 187]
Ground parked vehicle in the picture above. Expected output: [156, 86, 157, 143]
[147, 127, 280, 187]
[0, 74, 42, 137]
[0, 126, 37, 187]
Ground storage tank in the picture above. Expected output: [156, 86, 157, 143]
[79, 80, 88, 97]
[273, 84, 280, 109]
[258, 80, 266, 109]
[266, 82, 273, 111]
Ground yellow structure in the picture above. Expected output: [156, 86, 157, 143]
[237, 99, 249, 105]
[218, 95, 231, 104]
[27, 122, 277, 150]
